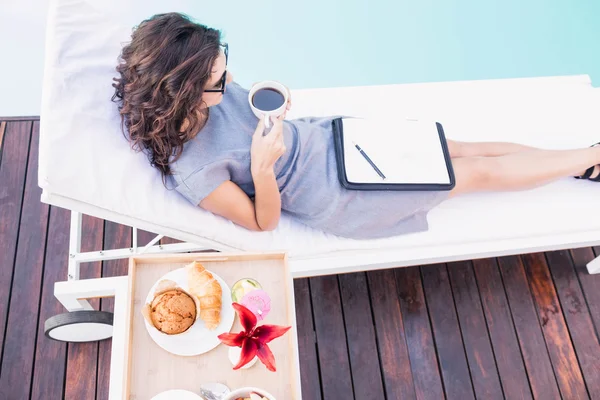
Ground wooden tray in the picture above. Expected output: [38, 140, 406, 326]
[123, 252, 301, 399]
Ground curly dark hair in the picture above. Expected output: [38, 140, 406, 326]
[112, 13, 222, 180]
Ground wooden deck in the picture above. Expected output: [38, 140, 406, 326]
[1, 118, 600, 399]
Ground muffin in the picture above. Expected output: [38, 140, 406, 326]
[149, 289, 196, 335]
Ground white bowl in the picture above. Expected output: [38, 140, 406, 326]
[222, 387, 276, 400]
[143, 267, 235, 356]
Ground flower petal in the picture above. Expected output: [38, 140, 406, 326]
[218, 331, 245, 347]
[256, 342, 276, 372]
[253, 324, 291, 344]
[233, 302, 257, 332]
[233, 337, 258, 370]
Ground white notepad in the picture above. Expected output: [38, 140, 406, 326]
[341, 118, 452, 185]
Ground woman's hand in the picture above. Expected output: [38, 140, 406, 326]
[284, 85, 292, 117]
[250, 115, 286, 177]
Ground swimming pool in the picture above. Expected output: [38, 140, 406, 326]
[3, 0, 596, 117]
[189, 0, 599, 89]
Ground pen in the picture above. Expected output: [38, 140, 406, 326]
[352, 141, 386, 180]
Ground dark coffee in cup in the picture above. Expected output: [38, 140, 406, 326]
[251, 88, 285, 111]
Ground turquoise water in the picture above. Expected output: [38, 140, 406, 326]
[192, 0, 598, 89]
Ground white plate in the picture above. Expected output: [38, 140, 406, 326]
[144, 267, 235, 356]
[151, 389, 202, 400]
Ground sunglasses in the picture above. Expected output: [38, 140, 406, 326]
[204, 43, 229, 93]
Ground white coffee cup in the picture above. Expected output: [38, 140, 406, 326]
[248, 80, 288, 129]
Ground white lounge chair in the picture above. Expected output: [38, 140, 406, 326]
[41, 0, 600, 349]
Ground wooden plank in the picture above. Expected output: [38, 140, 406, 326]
[394, 267, 444, 400]
[367, 269, 416, 399]
[339, 273, 385, 400]
[420, 264, 474, 400]
[77, 216, 105, 294]
[497, 255, 561, 399]
[472, 258, 532, 399]
[521, 253, 588, 399]
[293, 279, 322, 400]
[137, 229, 157, 247]
[0, 122, 49, 400]
[447, 261, 504, 400]
[64, 215, 104, 400]
[160, 236, 182, 245]
[310, 275, 354, 399]
[0, 121, 32, 364]
[571, 248, 600, 340]
[545, 251, 600, 396]
[96, 222, 132, 400]
[30, 206, 70, 400]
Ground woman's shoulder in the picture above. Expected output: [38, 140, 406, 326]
[169, 154, 237, 206]
[173, 139, 251, 178]
[228, 81, 249, 94]
[170, 149, 253, 205]
[173, 148, 234, 179]
[216, 81, 250, 110]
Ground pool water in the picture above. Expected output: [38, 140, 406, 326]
[190, 0, 598, 89]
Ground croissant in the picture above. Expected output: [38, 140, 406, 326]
[187, 261, 222, 330]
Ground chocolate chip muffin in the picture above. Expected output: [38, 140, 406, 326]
[150, 289, 196, 335]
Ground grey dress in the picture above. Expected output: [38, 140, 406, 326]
[171, 82, 449, 239]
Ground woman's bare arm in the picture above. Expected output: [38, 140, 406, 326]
[199, 114, 286, 232]
[251, 169, 282, 231]
[199, 178, 281, 231]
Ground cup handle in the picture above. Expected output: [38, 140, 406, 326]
[264, 113, 270, 129]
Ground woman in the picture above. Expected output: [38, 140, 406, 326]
[112, 13, 599, 239]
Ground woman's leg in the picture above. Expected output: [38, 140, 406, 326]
[450, 146, 600, 197]
[447, 139, 538, 158]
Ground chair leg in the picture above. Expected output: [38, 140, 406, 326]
[68, 211, 83, 281]
[586, 254, 600, 274]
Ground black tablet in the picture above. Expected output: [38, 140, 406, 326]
[332, 117, 455, 191]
